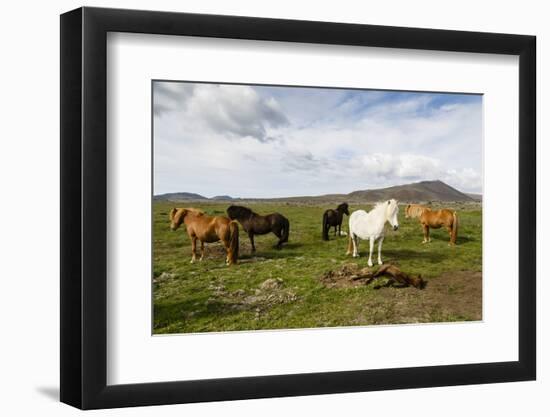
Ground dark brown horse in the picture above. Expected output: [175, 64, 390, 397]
[322, 202, 350, 241]
[226, 205, 289, 252]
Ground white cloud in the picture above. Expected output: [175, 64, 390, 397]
[154, 83, 288, 142]
[153, 83, 483, 197]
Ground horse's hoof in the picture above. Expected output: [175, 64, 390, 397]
[378, 260, 383, 265]
[368, 262, 374, 267]
[190, 260, 195, 264]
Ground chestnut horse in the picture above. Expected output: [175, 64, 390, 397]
[170, 208, 239, 265]
[322, 202, 350, 240]
[414, 207, 459, 245]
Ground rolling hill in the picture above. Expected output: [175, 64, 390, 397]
[346, 180, 475, 202]
[153, 180, 477, 203]
[153, 192, 208, 201]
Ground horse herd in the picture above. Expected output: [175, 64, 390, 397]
[169, 201, 459, 267]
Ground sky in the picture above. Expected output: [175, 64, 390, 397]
[153, 81, 482, 198]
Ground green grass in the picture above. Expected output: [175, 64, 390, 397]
[153, 201, 482, 334]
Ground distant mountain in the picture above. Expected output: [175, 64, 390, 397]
[211, 195, 234, 201]
[153, 192, 207, 201]
[153, 180, 477, 203]
[346, 180, 475, 202]
[466, 193, 482, 202]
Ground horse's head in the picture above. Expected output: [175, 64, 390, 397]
[386, 199, 399, 231]
[170, 208, 188, 231]
[338, 202, 350, 216]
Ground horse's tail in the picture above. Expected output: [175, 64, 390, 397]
[322, 211, 329, 241]
[228, 221, 239, 264]
[346, 233, 353, 255]
[451, 211, 458, 245]
[281, 216, 290, 243]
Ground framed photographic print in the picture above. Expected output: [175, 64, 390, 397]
[60, 6, 536, 410]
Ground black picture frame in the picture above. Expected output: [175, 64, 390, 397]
[60, 6, 536, 410]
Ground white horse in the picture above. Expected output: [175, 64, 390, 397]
[346, 199, 400, 267]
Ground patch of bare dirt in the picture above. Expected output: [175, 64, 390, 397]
[207, 278, 298, 319]
[320, 264, 482, 323]
[192, 240, 261, 262]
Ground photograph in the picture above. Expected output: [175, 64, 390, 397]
[52, 3, 538, 412]
[152, 81, 483, 334]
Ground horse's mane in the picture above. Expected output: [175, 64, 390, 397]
[172, 207, 204, 223]
[371, 200, 398, 214]
[227, 205, 256, 220]
[337, 202, 348, 210]
[406, 204, 428, 218]
[372, 201, 389, 211]
[184, 207, 205, 216]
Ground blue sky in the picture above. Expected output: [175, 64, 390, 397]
[153, 82, 482, 197]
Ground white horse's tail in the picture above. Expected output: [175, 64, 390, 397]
[346, 232, 353, 255]
[346, 217, 354, 255]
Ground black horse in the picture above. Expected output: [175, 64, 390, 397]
[226, 205, 290, 252]
[322, 202, 350, 241]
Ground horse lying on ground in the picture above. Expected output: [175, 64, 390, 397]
[346, 199, 400, 267]
[406, 204, 459, 245]
[170, 208, 239, 265]
[226, 205, 289, 253]
[322, 202, 350, 240]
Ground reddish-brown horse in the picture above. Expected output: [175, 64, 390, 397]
[170, 208, 239, 265]
[408, 206, 459, 245]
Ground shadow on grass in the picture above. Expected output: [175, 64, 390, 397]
[380, 248, 447, 263]
[238, 243, 306, 261]
[154, 295, 251, 333]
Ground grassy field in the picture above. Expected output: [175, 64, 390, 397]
[153, 201, 482, 334]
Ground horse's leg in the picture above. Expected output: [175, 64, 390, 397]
[377, 236, 384, 265]
[446, 226, 453, 245]
[199, 240, 205, 261]
[273, 227, 283, 249]
[249, 232, 256, 253]
[190, 236, 197, 263]
[351, 234, 359, 258]
[366, 237, 374, 267]
[368, 237, 375, 267]
[221, 238, 231, 265]
[422, 224, 430, 243]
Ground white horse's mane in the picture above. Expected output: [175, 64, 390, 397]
[372, 200, 396, 212]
